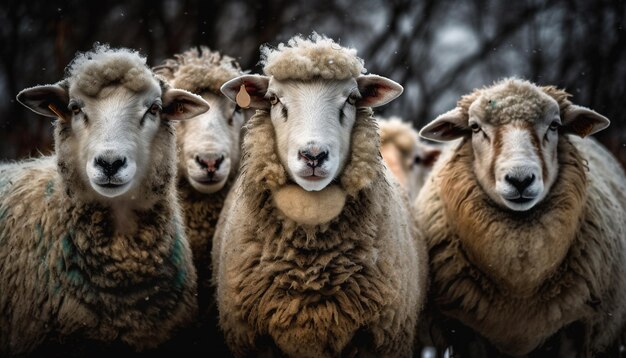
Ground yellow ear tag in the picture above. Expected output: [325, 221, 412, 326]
[48, 104, 64, 119]
[236, 84, 251, 109]
[176, 102, 185, 114]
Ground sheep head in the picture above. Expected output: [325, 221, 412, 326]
[378, 117, 442, 199]
[420, 78, 609, 211]
[154, 47, 245, 194]
[17, 45, 209, 202]
[221, 34, 402, 192]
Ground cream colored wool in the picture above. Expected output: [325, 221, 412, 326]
[273, 184, 347, 226]
[213, 108, 426, 357]
[378, 117, 418, 189]
[0, 48, 197, 355]
[414, 82, 626, 356]
[67, 44, 154, 96]
[154, 46, 242, 95]
[260, 33, 366, 81]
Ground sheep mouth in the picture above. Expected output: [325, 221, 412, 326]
[97, 182, 126, 189]
[506, 196, 534, 204]
[189, 175, 226, 185]
[299, 175, 326, 182]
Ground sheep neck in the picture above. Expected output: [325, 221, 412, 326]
[439, 137, 587, 295]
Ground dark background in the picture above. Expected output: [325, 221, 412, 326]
[1, 0, 625, 168]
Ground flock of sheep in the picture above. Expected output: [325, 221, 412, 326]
[0, 33, 625, 357]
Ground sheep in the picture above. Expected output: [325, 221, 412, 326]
[377, 117, 442, 201]
[152, 46, 247, 354]
[0, 45, 208, 355]
[213, 33, 427, 357]
[414, 78, 626, 356]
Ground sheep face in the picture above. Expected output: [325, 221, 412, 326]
[17, 69, 209, 201]
[222, 74, 403, 192]
[177, 91, 244, 193]
[465, 95, 562, 211]
[420, 78, 609, 212]
[265, 78, 358, 191]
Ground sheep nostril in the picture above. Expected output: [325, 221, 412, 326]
[94, 156, 126, 177]
[215, 155, 225, 170]
[195, 155, 208, 169]
[299, 150, 329, 168]
[505, 173, 536, 193]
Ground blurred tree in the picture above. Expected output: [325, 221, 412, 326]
[1, 0, 624, 167]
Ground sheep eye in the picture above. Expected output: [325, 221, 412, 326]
[469, 123, 481, 133]
[234, 105, 242, 114]
[269, 95, 279, 106]
[70, 104, 81, 115]
[149, 103, 162, 115]
[549, 121, 561, 131]
[346, 95, 357, 106]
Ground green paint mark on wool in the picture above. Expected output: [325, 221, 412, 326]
[61, 233, 73, 257]
[170, 226, 187, 289]
[35, 223, 44, 242]
[67, 269, 84, 286]
[45, 180, 54, 197]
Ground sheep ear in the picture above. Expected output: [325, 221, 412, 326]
[17, 82, 70, 120]
[221, 75, 270, 109]
[356, 75, 403, 108]
[562, 105, 610, 138]
[162, 88, 210, 121]
[419, 108, 469, 142]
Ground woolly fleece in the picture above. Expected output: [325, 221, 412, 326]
[260, 33, 366, 80]
[273, 184, 347, 226]
[0, 47, 197, 355]
[154, 46, 242, 95]
[414, 82, 626, 355]
[67, 44, 154, 96]
[213, 108, 426, 357]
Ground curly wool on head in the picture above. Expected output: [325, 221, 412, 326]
[154, 47, 243, 94]
[66, 44, 155, 96]
[260, 33, 366, 81]
[457, 78, 573, 125]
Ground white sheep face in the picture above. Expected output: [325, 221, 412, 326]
[221, 74, 403, 192]
[419, 79, 610, 212]
[70, 83, 164, 198]
[177, 91, 245, 193]
[17, 79, 209, 201]
[267, 78, 358, 191]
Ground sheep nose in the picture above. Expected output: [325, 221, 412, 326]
[505, 173, 535, 194]
[298, 149, 329, 168]
[195, 154, 225, 172]
[94, 156, 127, 178]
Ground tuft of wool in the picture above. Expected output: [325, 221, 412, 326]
[379, 117, 418, 157]
[67, 44, 154, 96]
[457, 78, 557, 126]
[273, 184, 347, 226]
[155, 47, 242, 95]
[260, 33, 366, 81]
